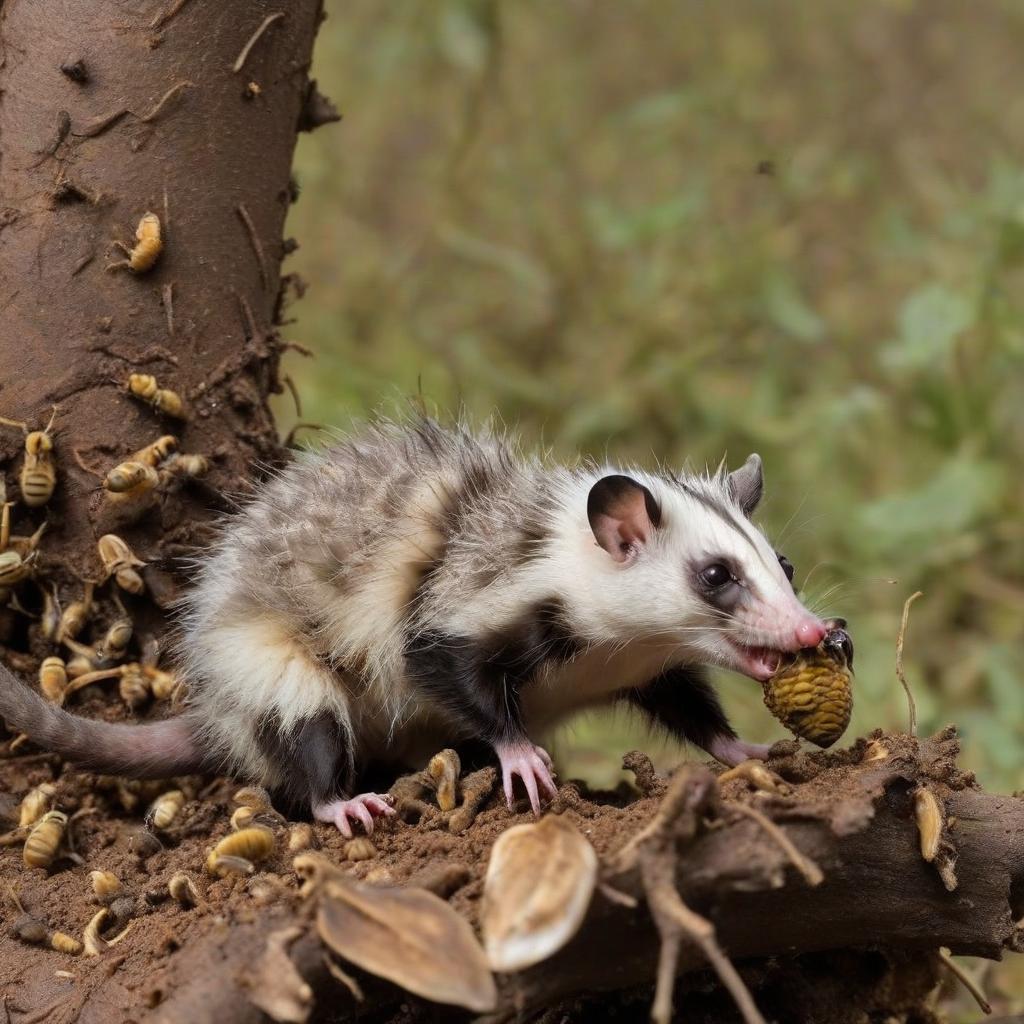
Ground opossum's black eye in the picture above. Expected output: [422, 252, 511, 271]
[777, 553, 795, 582]
[699, 563, 732, 589]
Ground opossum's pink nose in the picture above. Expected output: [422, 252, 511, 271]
[795, 619, 828, 649]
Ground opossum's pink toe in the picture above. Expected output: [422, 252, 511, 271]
[313, 793, 394, 836]
[706, 736, 771, 767]
[495, 742, 559, 815]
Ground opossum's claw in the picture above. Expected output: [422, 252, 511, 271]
[496, 742, 558, 815]
[313, 793, 396, 837]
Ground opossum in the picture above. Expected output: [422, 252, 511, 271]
[0, 420, 828, 836]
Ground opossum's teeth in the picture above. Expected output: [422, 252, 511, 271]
[495, 742, 558, 816]
[312, 793, 395, 838]
[728, 642, 786, 681]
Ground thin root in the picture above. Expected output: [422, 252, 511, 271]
[728, 802, 823, 886]
[610, 768, 767, 1024]
[233, 12, 286, 74]
[895, 591, 923, 737]
[150, 0, 192, 29]
[136, 81, 192, 123]
[938, 948, 991, 1015]
[236, 203, 269, 289]
[281, 374, 302, 417]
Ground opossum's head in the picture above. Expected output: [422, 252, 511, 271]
[583, 456, 826, 681]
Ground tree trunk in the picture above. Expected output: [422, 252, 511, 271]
[0, 0, 330, 607]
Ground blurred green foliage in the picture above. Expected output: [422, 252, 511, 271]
[280, 1, 1024, 812]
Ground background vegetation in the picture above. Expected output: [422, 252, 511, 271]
[276, 3, 1024, 1010]
[279, 1, 1023, 795]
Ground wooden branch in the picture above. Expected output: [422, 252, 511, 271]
[140, 729, 1024, 1023]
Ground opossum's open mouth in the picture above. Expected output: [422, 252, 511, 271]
[729, 642, 786, 682]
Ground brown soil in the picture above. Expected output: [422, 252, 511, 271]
[0, 730, 973, 1023]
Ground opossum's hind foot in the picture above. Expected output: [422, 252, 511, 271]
[495, 741, 558, 815]
[705, 736, 771, 768]
[313, 793, 395, 838]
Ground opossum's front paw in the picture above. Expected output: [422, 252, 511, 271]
[495, 741, 558, 815]
[705, 736, 772, 768]
[313, 793, 396, 838]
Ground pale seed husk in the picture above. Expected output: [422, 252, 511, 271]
[481, 813, 597, 972]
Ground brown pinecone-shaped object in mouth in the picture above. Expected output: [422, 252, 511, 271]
[763, 622, 854, 747]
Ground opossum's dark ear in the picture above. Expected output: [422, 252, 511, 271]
[588, 475, 661, 563]
[728, 454, 763, 516]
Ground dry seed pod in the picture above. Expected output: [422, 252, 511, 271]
[83, 909, 108, 956]
[50, 931, 83, 955]
[481, 814, 597, 972]
[97, 534, 146, 594]
[344, 837, 376, 862]
[23, 810, 68, 869]
[18, 782, 56, 828]
[315, 863, 497, 1013]
[763, 626, 854, 748]
[205, 826, 274, 877]
[108, 212, 162, 273]
[231, 806, 256, 831]
[168, 871, 202, 909]
[427, 748, 461, 812]
[287, 823, 315, 853]
[914, 786, 943, 862]
[127, 374, 185, 419]
[39, 657, 68, 704]
[233, 785, 273, 811]
[90, 870, 121, 901]
[148, 790, 185, 831]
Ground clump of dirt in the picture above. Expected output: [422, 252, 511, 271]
[0, 729, 964, 1023]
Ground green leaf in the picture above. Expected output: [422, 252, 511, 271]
[881, 284, 974, 371]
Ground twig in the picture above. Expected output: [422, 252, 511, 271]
[235, 203, 269, 289]
[233, 12, 285, 74]
[938, 948, 991, 1015]
[234, 289, 259, 341]
[162, 282, 175, 337]
[73, 108, 128, 139]
[609, 769, 767, 1024]
[644, 865, 767, 1024]
[895, 591, 923, 737]
[149, 0, 192, 30]
[727, 803, 823, 886]
[136, 80, 191, 122]
[281, 374, 301, 417]
[283, 422, 325, 448]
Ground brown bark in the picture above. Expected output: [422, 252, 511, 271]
[0, 0, 322, 599]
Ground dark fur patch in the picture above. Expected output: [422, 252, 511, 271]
[255, 710, 354, 805]
[404, 599, 580, 744]
[625, 667, 737, 750]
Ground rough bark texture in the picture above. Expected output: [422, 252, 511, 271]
[0, 0, 323, 598]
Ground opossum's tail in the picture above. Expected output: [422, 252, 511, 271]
[0, 664, 207, 778]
